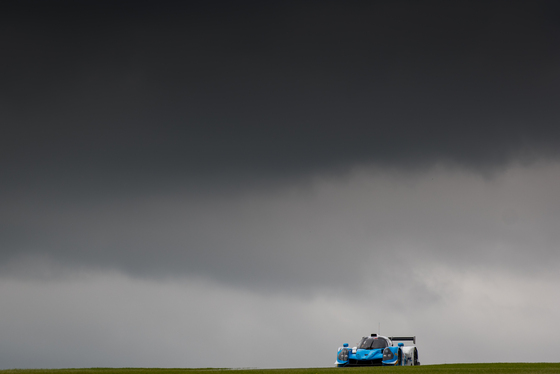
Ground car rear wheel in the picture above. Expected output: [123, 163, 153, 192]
[414, 349, 420, 366]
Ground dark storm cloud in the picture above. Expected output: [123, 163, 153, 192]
[3, 163, 560, 297]
[2, 1, 560, 291]
[2, 0, 560, 191]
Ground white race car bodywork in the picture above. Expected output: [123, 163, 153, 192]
[399, 346, 417, 366]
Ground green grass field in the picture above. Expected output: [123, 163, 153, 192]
[2, 363, 560, 374]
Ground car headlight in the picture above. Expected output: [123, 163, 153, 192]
[338, 348, 349, 361]
[383, 348, 394, 361]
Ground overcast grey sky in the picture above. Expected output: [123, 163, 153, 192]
[1, 0, 560, 369]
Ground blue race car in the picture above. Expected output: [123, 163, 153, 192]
[336, 334, 419, 366]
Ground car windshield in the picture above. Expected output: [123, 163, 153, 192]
[358, 337, 387, 350]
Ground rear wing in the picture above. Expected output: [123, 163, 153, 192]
[389, 336, 416, 344]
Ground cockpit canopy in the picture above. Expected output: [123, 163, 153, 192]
[357, 336, 388, 350]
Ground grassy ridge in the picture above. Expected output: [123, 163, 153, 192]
[2, 364, 560, 374]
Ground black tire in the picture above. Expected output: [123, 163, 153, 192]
[414, 349, 420, 366]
